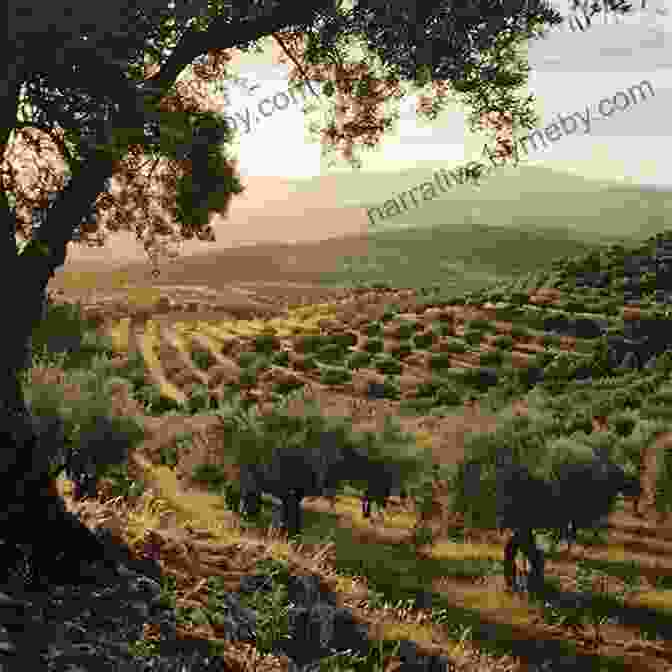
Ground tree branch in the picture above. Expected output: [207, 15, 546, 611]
[143, 0, 335, 99]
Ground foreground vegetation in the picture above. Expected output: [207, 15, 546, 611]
[20, 228, 672, 671]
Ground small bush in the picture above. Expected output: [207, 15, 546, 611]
[320, 366, 352, 386]
[237, 352, 258, 368]
[347, 351, 372, 370]
[254, 334, 282, 354]
[380, 310, 397, 323]
[273, 377, 305, 395]
[429, 353, 452, 370]
[364, 322, 383, 337]
[271, 350, 290, 367]
[510, 291, 528, 306]
[294, 334, 327, 353]
[180, 384, 211, 414]
[191, 347, 214, 371]
[467, 318, 492, 332]
[463, 329, 483, 346]
[541, 334, 562, 347]
[331, 331, 358, 348]
[610, 413, 637, 437]
[316, 343, 347, 364]
[441, 338, 466, 354]
[480, 349, 504, 366]
[436, 385, 462, 406]
[292, 355, 318, 372]
[564, 411, 593, 435]
[493, 334, 514, 350]
[239, 368, 258, 387]
[191, 463, 228, 493]
[401, 398, 438, 413]
[363, 337, 384, 354]
[415, 378, 443, 398]
[395, 321, 419, 339]
[412, 331, 436, 349]
[375, 356, 403, 375]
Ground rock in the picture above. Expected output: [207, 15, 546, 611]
[574, 364, 593, 380]
[367, 381, 388, 399]
[644, 355, 658, 370]
[620, 351, 640, 370]
[543, 314, 571, 335]
[572, 317, 606, 340]
[475, 367, 498, 388]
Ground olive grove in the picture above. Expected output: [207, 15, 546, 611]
[2, 0, 583, 577]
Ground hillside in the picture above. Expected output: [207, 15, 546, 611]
[25, 218, 672, 672]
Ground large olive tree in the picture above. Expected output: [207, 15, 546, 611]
[2, 0, 574, 575]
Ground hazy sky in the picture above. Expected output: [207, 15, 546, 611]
[53, 0, 672, 266]
[212, 0, 671, 187]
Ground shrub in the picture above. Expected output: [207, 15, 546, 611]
[292, 355, 318, 372]
[254, 334, 282, 354]
[237, 352, 258, 368]
[395, 321, 419, 339]
[480, 349, 504, 366]
[375, 356, 403, 375]
[191, 347, 214, 371]
[464, 329, 483, 346]
[273, 377, 305, 396]
[134, 385, 182, 415]
[380, 310, 397, 323]
[436, 385, 462, 406]
[183, 383, 218, 414]
[467, 318, 492, 331]
[364, 322, 383, 337]
[565, 299, 586, 313]
[412, 331, 436, 349]
[610, 413, 637, 438]
[320, 366, 352, 386]
[564, 411, 593, 435]
[316, 343, 347, 364]
[294, 334, 327, 354]
[446, 296, 466, 305]
[331, 331, 358, 348]
[429, 354, 452, 371]
[541, 333, 562, 348]
[363, 337, 384, 354]
[415, 378, 443, 398]
[493, 334, 514, 350]
[347, 351, 372, 370]
[401, 398, 438, 413]
[442, 338, 466, 354]
[239, 368, 258, 387]
[191, 463, 229, 493]
[510, 291, 528, 306]
[379, 378, 400, 399]
[271, 350, 290, 367]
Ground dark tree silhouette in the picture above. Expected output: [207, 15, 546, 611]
[2, 0, 579, 580]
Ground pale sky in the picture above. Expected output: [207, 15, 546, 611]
[45, 0, 672, 266]
[214, 0, 671, 187]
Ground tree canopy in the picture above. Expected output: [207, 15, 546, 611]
[4, 0, 572, 265]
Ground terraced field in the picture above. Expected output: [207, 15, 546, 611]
[42, 247, 672, 672]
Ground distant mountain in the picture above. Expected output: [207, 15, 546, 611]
[287, 163, 672, 245]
